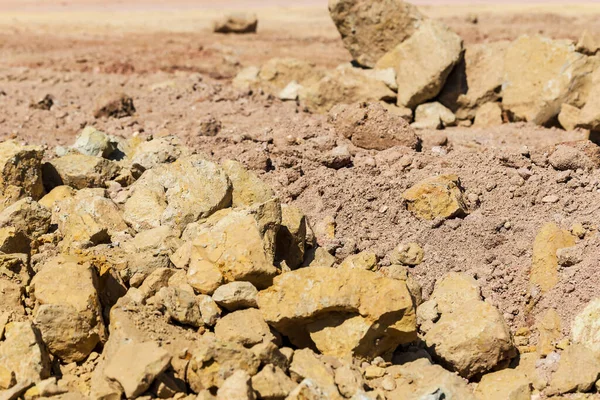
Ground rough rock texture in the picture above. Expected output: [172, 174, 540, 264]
[376, 20, 463, 109]
[412, 102, 456, 130]
[258, 267, 416, 360]
[558, 104, 582, 131]
[328, 0, 423, 68]
[577, 68, 600, 130]
[213, 13, 258, 34]
[572, 299, 600, 353]
[257, 58, 325, 93]
[93, 92, 135, 119]
[546, 344, 600, 396]
[474, 102, 503, 128]
[0, 141, 45, 209]
[402, 174, 467, 220]
[0, 322, 51, 384]
[530, 223, 576, 293]
[43, 154, 120, 190]
[214, 309, 276, 347]
[328, 102, 421, 151]
[474, 369, 531, 400]
[275, 205, 307, 270]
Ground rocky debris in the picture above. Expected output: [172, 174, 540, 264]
[546, 344, 600, 396]
[71, 126, 117, 158]
[321, 145, 352, 170]
[129, 135, 191, 170]
[411, 102, 456, 130]
[502, 35, 598, 125]
[275, 205, 307, 270]
[328, 102, 421, 151]
[530, 223, 576, 293]
[558, 104, 582, 131]
[156, 287, 203, 328]
[535, 309, 562, 356]
[0, 322, 50, 383]
[289, 348, 342, 399]
[376, 20, 463, 109]
[474, 369, 531, 400]
[43, 154, 120, 190]
[124, 155, 232, 232]
[30, 94, 54, 111]
[258, 267, 416, 360]
[198, 114, 223, 137]
[214, 309, 276, 347]
[299, 66, 396, 113]
[212, 282, 259, 311]
[389, 242, 424, 266]
[278, 81, 302, 101]
[572, 299, 600, 353]
[402, 174, 467, 220]
[439, 41, 509, 120]
[213, 13, 258, 34]
[0, 141, 45, 208]
[474, 102, 503, 127]
[216, 370, 255, 400]
[576, 30, 599, 55]
[221, 160, 275, 208]
[576, 68, 600, 130]
[252, 364, 296, 400]
[339, 251, 377, 270]
[93, 92, 135, 119]
[328, 0, 423, 68]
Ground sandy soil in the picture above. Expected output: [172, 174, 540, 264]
[1, 0, 600, 341]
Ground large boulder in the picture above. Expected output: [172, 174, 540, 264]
[328, 0, 423, 68]
[123, 156, 232, 232]
[0, 141, 45, 209]
[257, 266, 416, 360]
[328, 102, 421, 150]
[376, 20, 463, 109]
[502, 35, 599, 125]
[299, 66, 396, 114]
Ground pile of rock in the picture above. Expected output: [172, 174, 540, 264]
[234, 0, 600, 133]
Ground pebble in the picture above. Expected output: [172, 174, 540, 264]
[542, 195, 560, 204]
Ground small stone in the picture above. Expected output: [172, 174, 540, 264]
[93, 92, 135, 119]
[72, 126, 117, 158]
[535, 309, 562, 357]
[213, 13, 258, 34]
[542, 195, 559, 203]
[339, 251, 377, 271]
[289, 349, 341, 399]
[308, 248, 336, 268]
[389, 243, 424, 266]
[411, 102, 456, 130]
[402, 175, 467, 220]
[572, 299, 600, 353]
[251, 364, 296, 400]
[157, 287, 202, 328]
[275, 205, 307, 270]
[558, 104, 582, 131]
[322, 145, 352, 169]
[364, 366, 385, 379]
[198, 295, 222, 327]
[43, 154, 120, 190]
[214, 309, 276, 347]
[548, 144, 593, 171]
[278, 81, 303, 101]
[212, 282, 259, 311]
[0, 322, 50, 383]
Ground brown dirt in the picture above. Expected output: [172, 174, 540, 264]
[2, 0, 600, 339]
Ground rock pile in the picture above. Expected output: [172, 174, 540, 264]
[233, 0, 600, 134]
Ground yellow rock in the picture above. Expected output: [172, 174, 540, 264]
[571, 223, 586, 239]
[38, 185, 76, 209]
[0, 140, 45, 210]
[340, 251, 377, 270]
[547, 344, 600, 396]
[475, 369, 531, 400]
[530, 223, 576, 292]
[0, 364, 15, 390]
[558, 104, 582, 131]
[402, 174, 467, 220]
[536, 309, 562, 356]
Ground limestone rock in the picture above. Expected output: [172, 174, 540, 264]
[474, 102, 503, 128]
[157, 287, 202, 328]
[558, 104, 582, 131]
[308, 247, 336, 268]
[233, 66, 260, 91]
[279, 81, 303, 101]
[43, 154, 120, 190]
[578, 69, 600, 130]
[0, 322, 50, 383]
[530, 223, 576, 293]
[214, 309, 276, 347]
[38, 185, 75, 209]
[216, 370, 255, 400]
[221, 160, 275, 208]
[258, 267, 416, 360]
[198, 295, 222, 327]
[299, 67, 396, 114]
[424, 300, 515, 378]
[31, 255, 105, 363]
[104, 341, 171, 398]
[275, 205, 307, 270]
[72, 126, 117, 158]
[376, 20, 463, 109]
[124, 156, 232, 232]
[576, 30, 599, 55]
[0, 141, 44, 208]
[0, 198, 51, 242]
[502, 35, 598, 125]
[258, 58, 324, 93]
[328, 102, 421, 151]
[535, 309, 562, 357]
[572, 299, 600, 353]
[389, 243, 424, 266]
[289, 349, 341, 399]
[548, 144, 594, 171]
[474, 369, 531, 400]
[186, 336, 260, 393]
[212, 282, 259, 311]
[334, 365, 365, 397]
[328, 0, 423, 68]
[130, 136, 192, 170]
[93, 92, 135, 119]
[546, 344, 600, 396]
[213, 13, 258, 34]
[339, 251, 377, 271]
[252, 364, 296, 400]
[411, 102, 456, 130]
[402, 175, 467, 220]
[439, 41, 509, 120]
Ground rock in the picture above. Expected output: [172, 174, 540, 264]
[213, 13, 258, 34]
[364, 67, 398, 91]
[104, 342, 171, 398]
[30, 94, 54, 110]
[275, 205, 307, 270]
[474, 102, 503, 128]
[258, 267, 416, 360]
[308, 247, 336, 268]
[130, 136, 192, 170]
[335, 365, 365, 397]
[439, 41, 509, 120]
[411, 102, 456, 130]
[502, 35, 598, 125]
[548, 144, 594, 171]
[232, 66, 261, 91]
[186, 336, 260, 394]
[289, 349, 341, 399]
[251, 364, 296, 400]
[0, 322, 50, 383]
[124, 156, 232, 232]
[54, 189, 128, 248]
[328, 102, 421, 151]
[321, 145, 352, 169]
[31, 255, 105, 363]
[251, 342, 291, 371]
[157, 287, 202, 328]
[572, 299, 600, 353]
[279, 81, 302, 101]
[173, 201, 280, 293]
[72, 126, 117, 158]
[0, 380, 35, 400]
[339, 251, 377, 271]
[38, 185, 75, 209]
[402, 175, 467, 220]
[376, 20, 463, 109]
[546, 344, 600, 396]
[381, 102, 413, 122]
[558, 104, 582, 131]
[424, 299, 515, 378]
[198, 115, 222, 137]
[299, 67, 396, 114]
[198, 295, 222, 327]
[576, 68, 600, 130]
[93, 92, 135, 119]
[258, 58, 324, 93]
[474, 369, 531, 400]
[389, 243, 424, 266]
[221, 160, 275, 208]
[43, 154, 120, 190]
[328, 0, 423, 68]
[214, 309, 276, 347]
[535, 309, 562, 356]
[0, 366, 15, 390]
[286, 379, 326, 400]
[0, 198, 51, 242]
[386, 358, 477, 400]
[576, 30, 599, 55]
[0, 141, 45, 208]
[212, 282, 259, 311]
[530, 223, 576, 293]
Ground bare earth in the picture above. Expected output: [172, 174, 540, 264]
[2, 0, 600, 341]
